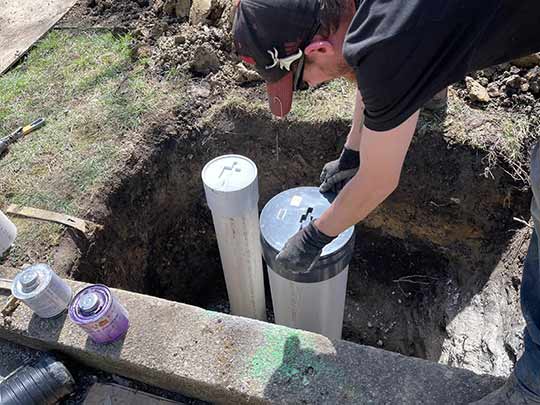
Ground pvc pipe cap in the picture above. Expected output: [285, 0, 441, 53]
[260, 187, 355, 282]
[202, 155, 259, 217]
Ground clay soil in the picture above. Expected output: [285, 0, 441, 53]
[27, 0, 540, 394]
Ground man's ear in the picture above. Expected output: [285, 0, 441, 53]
[305, 40, 335, 57]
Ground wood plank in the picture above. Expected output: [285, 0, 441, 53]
[0, 0, 78, 75]
[83, 383, 185, 405]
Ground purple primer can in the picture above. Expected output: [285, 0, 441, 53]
[69, 285, 129, 344]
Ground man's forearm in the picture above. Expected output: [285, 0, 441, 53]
[315, 166, 395, 236]
[316, 111, 419, 237]
[344, 89, 364, 151]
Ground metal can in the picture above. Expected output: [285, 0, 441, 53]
[69, 284, 129, 344]
[0, 210, 17, 256]
[11, 264, 72, 319]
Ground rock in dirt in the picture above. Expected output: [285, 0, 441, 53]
[190, 44, 220, 74]
[512, 53, 540, 69]
[190, 82, 211, 97]
[190, 0, 212, 24]
[149, 21, 169, 38]
[526, 67, 540, 94]
[190, 0, 232, 27]
[235, 62, 261, 84]
[503, 74, 526, 89]
[466, 77, 491, 103]
[486, 82, 502, 98]
[152, 0, 191, 18]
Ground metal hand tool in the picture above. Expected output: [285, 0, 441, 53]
[0, 118, 45, 155]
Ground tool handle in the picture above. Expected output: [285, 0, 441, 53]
[22, 118, 45, 135]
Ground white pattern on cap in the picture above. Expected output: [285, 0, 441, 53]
[265, 48, 303, 71]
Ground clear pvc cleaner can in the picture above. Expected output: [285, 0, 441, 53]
[69, 284, 129, 344]
[11, 264, 72, 319]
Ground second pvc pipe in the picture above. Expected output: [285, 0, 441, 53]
[202, 155, 266, 321]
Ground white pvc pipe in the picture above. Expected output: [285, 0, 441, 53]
[268, 266, 349, 340]
[202, 155, 266, 321]
[0, 210, 17, 256]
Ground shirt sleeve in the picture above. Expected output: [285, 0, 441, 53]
[354, 28, 468, 132]
[345, 1, 498, 132]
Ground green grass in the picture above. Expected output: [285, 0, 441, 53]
[291, 79, 355, 122]
[210, 78, 355, 124]
[436, 89, 536, 182]
[0, 31, 177, 266]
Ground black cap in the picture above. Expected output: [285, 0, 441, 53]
[233, 0, 321, 117]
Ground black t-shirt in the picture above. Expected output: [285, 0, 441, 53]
[343, 0, 540, 131]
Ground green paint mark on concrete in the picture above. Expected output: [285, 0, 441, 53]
[249, 325, 328, 386]
[250, 327, 299, 381]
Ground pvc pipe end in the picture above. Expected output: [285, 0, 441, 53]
[202, 155, 259, 217]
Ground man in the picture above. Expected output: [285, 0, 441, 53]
[233, 0, 540, 402]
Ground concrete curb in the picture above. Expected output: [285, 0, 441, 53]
[0, 278, 502, 404]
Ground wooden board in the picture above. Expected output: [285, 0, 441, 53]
[0, 278, 11, 291]
[0, 0, 78, 75]
[83, 383, 185, 405]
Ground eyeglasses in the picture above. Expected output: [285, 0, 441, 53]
[293, 54, 309, 92]
[293, 20, 321, 92]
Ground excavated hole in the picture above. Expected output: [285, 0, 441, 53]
[74, 105, 531, 376]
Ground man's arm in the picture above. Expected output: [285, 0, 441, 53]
[345, 89, 365, 151]
[319, 90, 365, 193]
[316, 111, 419, 237]
[275, 111, 419, 274]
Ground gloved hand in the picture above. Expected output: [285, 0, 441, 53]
[319, 147, 360, 194]
[275, 221, 336, 274]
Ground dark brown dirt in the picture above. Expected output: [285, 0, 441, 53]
[59, 0, 149, 29]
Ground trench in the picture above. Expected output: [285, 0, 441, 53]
[72, 103, 532, 377]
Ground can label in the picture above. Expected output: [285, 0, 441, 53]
[23, 285, 71, 318]
[69, 285, 129, 344]
[12, 265, 72, 319]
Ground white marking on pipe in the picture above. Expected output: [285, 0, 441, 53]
[290, 195, 302, 207]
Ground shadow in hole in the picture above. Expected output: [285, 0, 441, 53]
[84, 333, 126, 359]
[28, 311, 68, 342]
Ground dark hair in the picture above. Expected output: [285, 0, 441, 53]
[319, 0, 352, 37]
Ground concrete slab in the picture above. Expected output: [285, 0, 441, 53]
[0, 0, 78, 75]
[0, 275, 504, 404]
[83, 383, 185, 404]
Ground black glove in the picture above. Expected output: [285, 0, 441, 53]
[275, 221, 336, 274]
[319, 147, 360, 194]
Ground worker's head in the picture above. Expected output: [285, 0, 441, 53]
[233, 0, 355, 118]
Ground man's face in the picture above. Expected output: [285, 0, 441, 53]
[301, 43, 356, 87]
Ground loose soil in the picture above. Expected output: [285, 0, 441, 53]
[3, 0, 540, 397]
